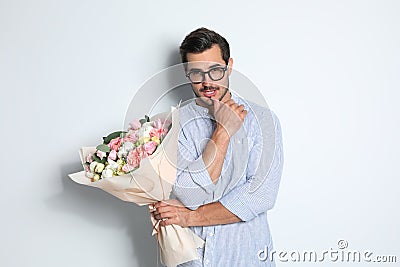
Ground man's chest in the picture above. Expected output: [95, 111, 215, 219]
[183, 119, 255, 195]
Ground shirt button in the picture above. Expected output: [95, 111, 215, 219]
[209, 232, 214, 237]
[204, 259, 210, 264]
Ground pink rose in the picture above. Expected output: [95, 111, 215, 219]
[152, 118, 171, 129]
[129, 119, 142, 130]
[135, 145, 147, 159]
[143, 141, 157, 155]
[86, 153, 93, 163]
[108, 150, 117, 160]
[96, 150, 106, 159]
[126, 149, 141, 169]
[149, 128, 167, 139]
[152, 119, 163, 129]
[108, 137, 122, 151]
[122, 164, 134, 173]
[84, 164, 90, 172]
[124, 130, 138, 143]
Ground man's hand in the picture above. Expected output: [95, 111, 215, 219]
[212, 98, 247, 138]
[149, 200, 241, 227]
[150, 199, 191, 227]
[200, 98, 247, 183]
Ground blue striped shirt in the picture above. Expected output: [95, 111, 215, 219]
[171, 94, 284, 266]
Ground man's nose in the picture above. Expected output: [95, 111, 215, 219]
[202, 73, 212, 86]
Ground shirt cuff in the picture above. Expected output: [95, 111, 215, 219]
[219, 184, 258, 221]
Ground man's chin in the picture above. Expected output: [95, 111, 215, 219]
[193, 88, 228, 107]
[197, 96, 214, 106]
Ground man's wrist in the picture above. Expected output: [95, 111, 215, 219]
[184, 202, 241, 227]
[186, 205, 204, 227]
[186, 208, 196, 227]
[213, 125, 230, 143]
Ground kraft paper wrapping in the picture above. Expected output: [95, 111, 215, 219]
[68, 107, 204, 267]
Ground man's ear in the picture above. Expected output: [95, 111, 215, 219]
[182, 62, 189, 74]
[228, 58, 233, 76]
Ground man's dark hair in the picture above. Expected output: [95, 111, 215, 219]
[179, 27, 230, 65]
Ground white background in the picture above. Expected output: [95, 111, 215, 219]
[1, 1, 399, 266]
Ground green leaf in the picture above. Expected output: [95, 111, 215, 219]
[102, 131, 127, 144]
[139, 115, 150, 125]
[92, 153, 106, 164]
[96, 144, 111, 153]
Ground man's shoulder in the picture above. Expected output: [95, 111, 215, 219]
[246, 100, 269, 116]
[232, 95, 271, 118]
[232, 95, 281, 135]
[179, 99, 195, 110]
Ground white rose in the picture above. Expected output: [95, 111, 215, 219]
[95, 163, 105, 173]
[118, 142, 135, 158]
[123, 142, 135, 151]
[138, 122, 153, 138]
[102, 166, 114, 179]
[85, 171, 94, 179]
[89, 161, 98, 172]
[107, 159, 119, 170]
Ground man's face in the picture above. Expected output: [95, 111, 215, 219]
[186, 44, 233, 107]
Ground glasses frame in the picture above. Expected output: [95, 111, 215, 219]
[185, 65, 229, 84]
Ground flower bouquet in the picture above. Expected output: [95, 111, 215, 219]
[83, 114, 171, 182]
[68, 107, 204, 267]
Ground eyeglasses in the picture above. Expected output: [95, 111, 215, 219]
[186, 66, 228, 84]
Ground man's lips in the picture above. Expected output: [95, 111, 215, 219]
[200, 87, 218, 98]
[202, 90, 217, 97]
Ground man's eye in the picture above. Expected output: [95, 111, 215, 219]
[210, 68, 221, 72]
[190, 71, 203, 77]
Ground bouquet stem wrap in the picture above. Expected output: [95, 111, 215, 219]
[69, 107, 204, 267]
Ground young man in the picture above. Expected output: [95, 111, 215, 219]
[151, 28, 283, 266]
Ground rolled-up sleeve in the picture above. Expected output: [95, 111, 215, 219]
[219, 110, 284, 221]
[172, 127, 217, 210]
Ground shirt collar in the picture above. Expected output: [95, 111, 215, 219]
[189, 99, 210, 115]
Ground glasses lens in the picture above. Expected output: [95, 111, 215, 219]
[189, 71, 203, 83]
[209, 68, 225, 81]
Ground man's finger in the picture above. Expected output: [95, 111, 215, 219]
[236, 104, 245, 112]
[154, 201, 170, 209]
[156, 206, 175, 213]
[158, 211, 176, 219]
[160, 218, 176, 226]
[154, 214, 162, 220]
[223, 99, 235, 105]
[240, 110, 248, 120]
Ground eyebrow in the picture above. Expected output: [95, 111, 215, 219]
[188, 63, 223, 72]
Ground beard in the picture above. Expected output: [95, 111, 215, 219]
[193, 85, 229, 107]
